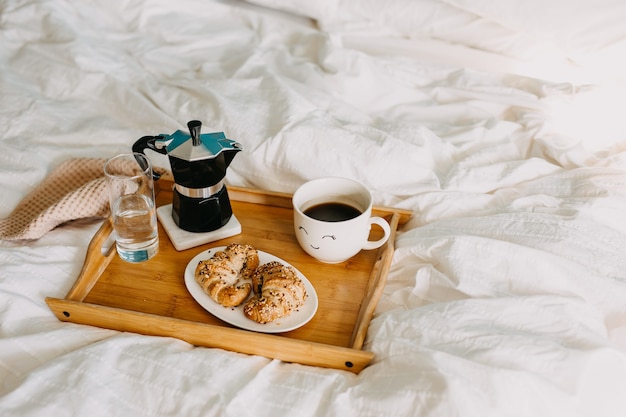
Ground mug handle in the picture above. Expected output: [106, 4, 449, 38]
[362, 217, 391, 250]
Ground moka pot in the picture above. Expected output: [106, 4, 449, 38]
[132, 120, 242, 233]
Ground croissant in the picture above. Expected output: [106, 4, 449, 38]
[243, 261, 307, 324]
[194, 243, 260, 307]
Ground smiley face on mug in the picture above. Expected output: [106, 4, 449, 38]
[297, 225, 338, 251]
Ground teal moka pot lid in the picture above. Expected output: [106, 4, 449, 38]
[154, 121, 242, 162]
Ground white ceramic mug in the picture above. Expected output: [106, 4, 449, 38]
[292, 177, 391, 263]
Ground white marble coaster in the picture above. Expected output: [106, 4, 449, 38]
[156, 204, 242, 251]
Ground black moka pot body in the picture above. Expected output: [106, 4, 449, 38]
[169, 152, 235, 233]
[133, 121, 242, 233]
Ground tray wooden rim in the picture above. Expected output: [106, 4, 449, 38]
[46, 181, 412, 373]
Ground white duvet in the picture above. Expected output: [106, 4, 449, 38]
[1, 1, 626, 416]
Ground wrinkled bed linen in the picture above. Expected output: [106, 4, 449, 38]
[1, 1, 626, 416]
[248, 0, 626, 84]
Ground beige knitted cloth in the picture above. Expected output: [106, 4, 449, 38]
[0, 158, 165, 241]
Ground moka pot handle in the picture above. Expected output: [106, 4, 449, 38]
[132, 135, 167, 180]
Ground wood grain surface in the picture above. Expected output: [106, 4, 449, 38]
[46, 178, 412, 373]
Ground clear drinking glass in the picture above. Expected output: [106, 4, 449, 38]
[104, 153, 159, 262]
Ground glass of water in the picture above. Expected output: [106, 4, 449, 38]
[104, 153, 159, 262]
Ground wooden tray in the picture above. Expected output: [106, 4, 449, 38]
[46, 177, 412, 373]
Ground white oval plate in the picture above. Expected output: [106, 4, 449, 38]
[184, 246, 318, 333]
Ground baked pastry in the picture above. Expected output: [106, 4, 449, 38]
[194, 243, 260, 307]
[243, 261, 307, 324]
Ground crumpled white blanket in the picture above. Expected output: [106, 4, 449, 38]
[1, 1, 626, 416]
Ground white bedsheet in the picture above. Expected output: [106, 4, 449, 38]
[1, 1, 626, 416]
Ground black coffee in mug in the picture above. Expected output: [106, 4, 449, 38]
[303, 202, 362, 222]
